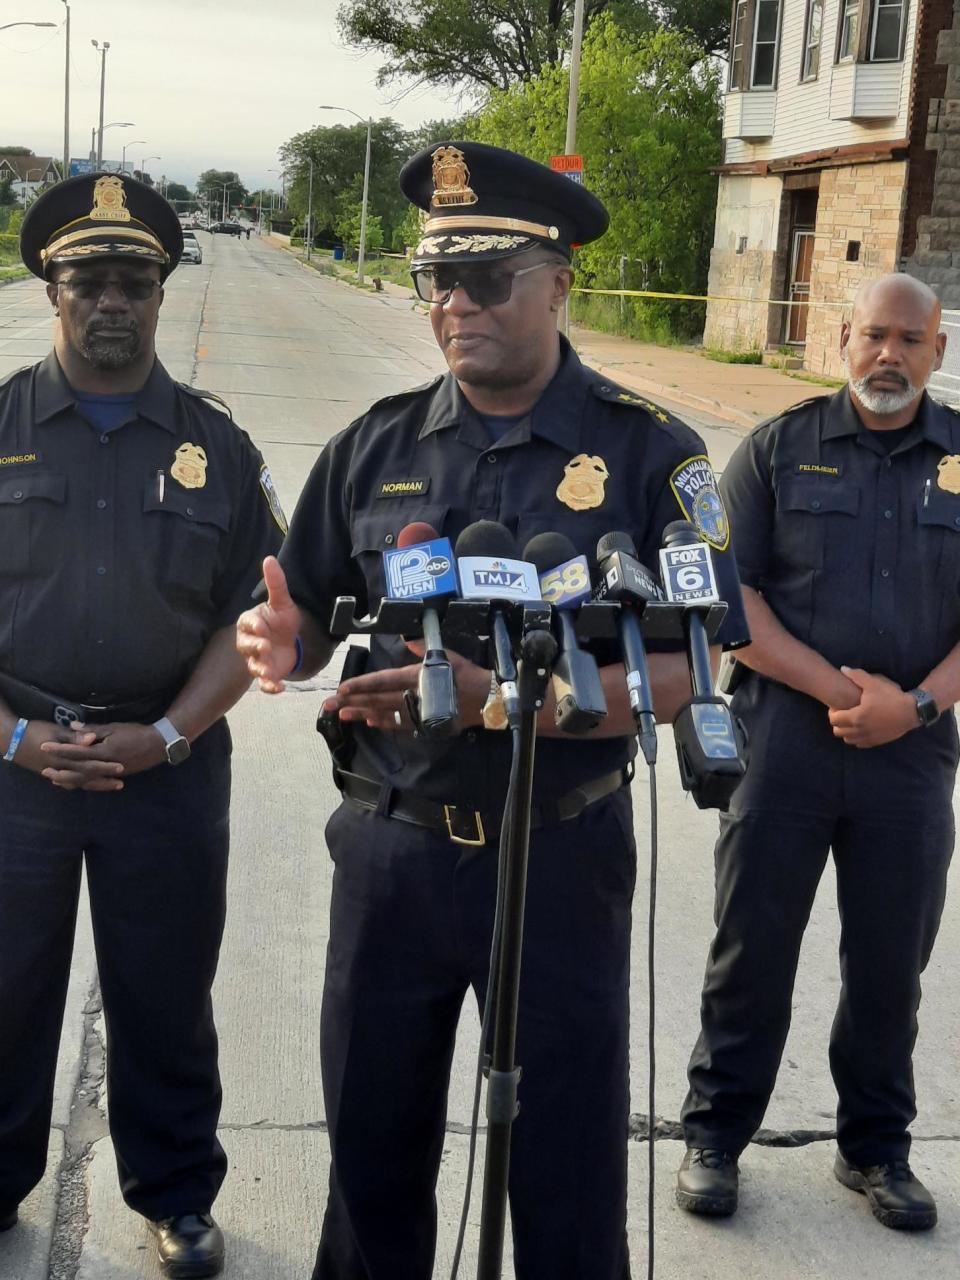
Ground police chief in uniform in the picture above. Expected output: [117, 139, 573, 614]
[0, 174, 284, 1278]
[237, 142, 748, 1279]
[677, 274, 956, 1232]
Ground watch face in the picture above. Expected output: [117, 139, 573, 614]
[166, 736, 191, 765]
[914, 690, 939, 727]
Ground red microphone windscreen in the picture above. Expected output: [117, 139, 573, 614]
[397, 521, 439, 548]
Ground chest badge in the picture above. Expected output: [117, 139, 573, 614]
[556, 454, 609, 511]
[937, 455, 960, 494]
[171, 442, 208, 490]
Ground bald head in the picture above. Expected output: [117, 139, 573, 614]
[840, 273, 946, 428]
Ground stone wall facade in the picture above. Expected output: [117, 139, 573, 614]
[804, 160, 908, 378]
[703, 173, 784, 353]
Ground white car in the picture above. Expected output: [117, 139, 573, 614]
[181, 231, 202, 264]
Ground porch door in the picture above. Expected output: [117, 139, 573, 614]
[787, 230, 815, 344]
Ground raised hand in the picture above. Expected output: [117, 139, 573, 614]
[236, 555, 304, 694]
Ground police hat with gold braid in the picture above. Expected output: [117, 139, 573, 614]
[400, 141, 609, 266]
[20, 172, 183, 280]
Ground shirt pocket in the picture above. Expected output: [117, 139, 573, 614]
[142, 483, 232, 607]
[917, 487, 960, 585]
[349, 502, 450, 609]
[773, 478, 860, 572]
[0, 471, 67, 577]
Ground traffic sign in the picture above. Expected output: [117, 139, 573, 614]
[550, 154, 584, 185]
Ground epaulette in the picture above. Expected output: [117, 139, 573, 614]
[941, 399, 960, 417]
[0, 365, 31, 392]
[177, 382, 234, 421]
[591, 380, 675, 426]
[779, 395, 824, 416]
[364, 374, 444, 415]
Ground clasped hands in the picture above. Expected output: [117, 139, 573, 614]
[14, 720, 166, 791]
[827, 666, 920, 749]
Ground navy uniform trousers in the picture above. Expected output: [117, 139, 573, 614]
[682, 678, 955, 1166]
[0, 720, 231, 1220]
[314, 788, 637, 1280]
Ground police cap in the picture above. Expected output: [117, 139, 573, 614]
[20, 172, 183, 280]
[400, 140, 609, 266]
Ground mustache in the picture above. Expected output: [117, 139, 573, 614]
[866, 370, 909, 389]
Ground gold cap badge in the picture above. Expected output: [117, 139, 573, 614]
[431, 146, 478, 209]
[171, 442, 208, 490]
[89, 175, 131, 223]
[938, 454, 960, 494]
[556, 454, 610, 512]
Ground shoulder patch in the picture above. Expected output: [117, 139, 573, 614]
[591, 380, 674, 424]
[365, 374, 444, 416]
[177, 383, 234, 420]
[259, 463, 288, 534]
[669, 454, 730, 552]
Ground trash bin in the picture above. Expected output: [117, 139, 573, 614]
[333, 246, 344, 261]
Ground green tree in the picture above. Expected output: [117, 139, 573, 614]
[0, 146, 34, 156]
[336, 0, 728, 95]
[470, 17, 722, 332]
[334, 194, 385, 256]
[196, 169, 249, 217]
[164, 180, 194, 206]
[0, 174, 16, 207]
[279, 119, 410, 249]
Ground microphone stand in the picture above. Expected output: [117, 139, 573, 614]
[477, 624, 557, 1280]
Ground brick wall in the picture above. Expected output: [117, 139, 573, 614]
[804, 161, 908, 378]
[902, 0, 954, 257]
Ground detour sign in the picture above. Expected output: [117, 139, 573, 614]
[550, 154, 584, 185]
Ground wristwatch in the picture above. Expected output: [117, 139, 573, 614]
[481, 671, 509, 731]
[152, 716, 191, 765]
[909, 687, 940, 728]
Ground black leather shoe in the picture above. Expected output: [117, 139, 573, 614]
[676, 1147, 739, 1216]
[149, 1213, 224, 1278]
[834, 1153, 937, 1231]
[0, 1208, 17, 1233]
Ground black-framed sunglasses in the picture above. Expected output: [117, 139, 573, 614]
[56, 276, 162, 301]
[411, 260, 555, 307]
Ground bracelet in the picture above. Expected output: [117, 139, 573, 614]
[3, 717, 29, 763]
[289, 634, 304, 676]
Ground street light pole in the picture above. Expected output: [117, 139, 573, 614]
[560, 0, 586, 338]
[141, 156, 161, 187]
[306, 157, 314, 261]
[62, 2, 70, 181]
[0, 21, 56, 31]
[91, 40, 110, 168]
[318, 105, 374, 281]
[122, 140, 145, 174]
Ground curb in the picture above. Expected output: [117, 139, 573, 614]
[590, 361, 762, 433]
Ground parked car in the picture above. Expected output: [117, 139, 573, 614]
[181, 231, 202, 264]
[209, 221, 242, 237]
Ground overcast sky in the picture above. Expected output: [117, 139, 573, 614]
[1, 0, 463, 190]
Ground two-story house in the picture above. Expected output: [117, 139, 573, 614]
[703, 0, 960, 378]
[0, 154, 62, 206]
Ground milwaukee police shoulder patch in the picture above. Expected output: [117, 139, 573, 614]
[669, 454, 730, 552]
[259, 464, 288, 534]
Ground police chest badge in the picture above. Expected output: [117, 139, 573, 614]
[670, 455, 729, 551]
[556, 454, 609, 511]
[259, 464, 288, 534]
[937, 454, 960, 494]
[171, 442, 208, 490]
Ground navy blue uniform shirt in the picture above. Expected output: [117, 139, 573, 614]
[0, 352, 285, 702]
[721, 387, 960, 692]
[282, 338, 748, 808]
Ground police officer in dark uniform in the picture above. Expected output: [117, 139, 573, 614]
[0, 174, 284, 1278]
[237, 142, 748, 1279]
[677, 274, 956, 1232]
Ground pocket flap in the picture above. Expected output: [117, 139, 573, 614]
[350, 503, 449, 557]
[918, 487, 960, 532]
[0, 471, 66, 505]
[142, 483, 231, 532]
[777, 478, 860, 516]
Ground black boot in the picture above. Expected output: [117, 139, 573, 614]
[676, 1148, 739, 1216]
[149, 1212, 225, 1278]
[834, 1153, 937, 1231]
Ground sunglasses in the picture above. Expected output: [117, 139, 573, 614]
[57, 276, 162, 301]
[411, 259, 556, 307]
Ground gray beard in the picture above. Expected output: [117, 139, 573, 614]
[79, 324, 141, 370]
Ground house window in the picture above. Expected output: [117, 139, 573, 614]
[871, 0, 906, 60]
[802, 0, 825, 79]
[838, 0, 860, 59]
[730, 0, 749, 90]
[751, 0, 782, 87]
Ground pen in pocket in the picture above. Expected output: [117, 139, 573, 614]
[157, 469, 165, 503]
[923, 478, 931, 508]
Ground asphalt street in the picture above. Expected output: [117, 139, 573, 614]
[0, 233, 957, 1279]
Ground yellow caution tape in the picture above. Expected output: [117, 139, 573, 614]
[572, 286, 849, 308]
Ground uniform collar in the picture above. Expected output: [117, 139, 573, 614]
[824, 385, 952, 451]
[418, 334, 587, 453]
[34, 351, 177, 432]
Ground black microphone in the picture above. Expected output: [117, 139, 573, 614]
[393, 521, 459, 736]
[594, 532, 660, 764]
[659, 520, 746, 809]
[524, 532, 606, 735]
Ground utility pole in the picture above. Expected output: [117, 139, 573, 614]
[357, 117, 372, 284]
[560, 0, 585, 336]
[92, 39, 110, 168]
[62, 1, 71, 180]
[306, 157, 314, 261]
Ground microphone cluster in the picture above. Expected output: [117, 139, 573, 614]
[329, 517, 747, 808]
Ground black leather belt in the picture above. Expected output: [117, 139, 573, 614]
[335, 766, 631, 846]
[0, 669, 174, 727]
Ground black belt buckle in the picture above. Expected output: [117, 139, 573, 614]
[443, 804, 486, 847]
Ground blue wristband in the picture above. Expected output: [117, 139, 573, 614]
[3, 717, 29, 763]
[289, 634, 304, 676]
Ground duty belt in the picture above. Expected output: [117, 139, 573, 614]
[0, 669, 174, 727]
[334, 765, 631, 847]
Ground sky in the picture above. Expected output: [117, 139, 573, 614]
[0, 0, 463, 192]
